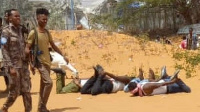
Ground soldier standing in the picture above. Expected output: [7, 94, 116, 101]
[0, 9, 32, 112]
[25, 8, 69, 112]
[0, 10, 11, 92]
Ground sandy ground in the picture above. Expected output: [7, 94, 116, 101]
[0, 30, 200, 112]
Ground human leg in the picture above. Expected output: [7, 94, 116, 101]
[51, 68, 66, 94]
[167, 78, 191, 93]
[90, 74, 113, 95]
[3, 75, 9, 90]
[148, 68, 155, 82]
[138, 68, 144, 80]
[175, 79, 191, 93]
[56, 73, 65, 94]
[80, 67, 99, 94]
[80, 76, 97, 94]
[1, 69, 20, 111]
[37, 64, 52, 112]
[21, 65, 32, 112]
[160, 66, 170, 79]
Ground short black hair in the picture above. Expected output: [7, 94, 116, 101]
[36, 8, 50, 16]
[8, 9, 17, 17]
[0, 17, 2, 22]
[189, 27, 193, 31]
[127, 82, 137, 91]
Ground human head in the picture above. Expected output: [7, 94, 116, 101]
[182, 35, 186, 40]
[156, 35, 160, 41]
[9, 9, 20, 27]
[189, 28, 193, 34]
[36, 8, 50, 28]
[4, 9, 10, 24]
[127, 82, 137, 92]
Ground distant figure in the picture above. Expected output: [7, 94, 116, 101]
[180, 36, 187, 49]
[76, 24, 83, 30]
[187, 28, 198, 50]
[155, 35, 161, 43]
[163, 36, 172, 45]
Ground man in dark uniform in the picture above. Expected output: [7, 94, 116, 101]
[0, 9, 32, 112]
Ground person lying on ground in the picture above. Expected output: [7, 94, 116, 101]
[123, 67, 157, 92]
[127, 69, 191, 97]
[80, 65, 136, 95]
[51, 65, 136, 95]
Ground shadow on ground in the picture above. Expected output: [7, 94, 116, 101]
[50, 107, 81, 112]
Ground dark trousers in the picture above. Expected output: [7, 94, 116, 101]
[81, 75, 113, 95]
[167, 79, 191, 93]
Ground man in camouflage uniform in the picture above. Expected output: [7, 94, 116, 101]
[0, 9, 32, 112]
[0, 10, 10, 92]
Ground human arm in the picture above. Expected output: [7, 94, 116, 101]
[1, 29, 16, 76]
[143, 79, 177, 95]
[105, 72, 131, 85]
[25, 30, 35, 74]
[50, 41, 69, 64]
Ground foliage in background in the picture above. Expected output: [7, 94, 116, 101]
[90, 0, 200, 35]
[172, 50, 200, 78]
[0, 0, 66, 30]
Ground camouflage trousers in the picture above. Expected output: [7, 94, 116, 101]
[56, 73, 80, 94]
[37, 64, 53, 110]
[3, 65, 32, 112]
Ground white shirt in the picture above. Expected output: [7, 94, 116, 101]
[110, 79, 125, 93]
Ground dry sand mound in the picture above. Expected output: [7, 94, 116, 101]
[0, 30, 200, 112]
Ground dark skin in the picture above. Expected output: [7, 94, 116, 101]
[142, 78, 178, 95]
[130, 69, 178, 96]
[25, 14, 69, 74]
[102, 68, 144, 85]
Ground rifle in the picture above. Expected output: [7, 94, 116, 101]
[28, 27, 40, 75]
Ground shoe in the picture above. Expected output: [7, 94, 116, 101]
[138, 68, 144, 80]
[95, 64, 104, 75]
[93, 66, 99, 77]
[170, 69, 180, 81]
[38, 104, 50, 112]
[38, 107, 50, 112]
[148, 68, 155, 81]
[160, 66, 167, 79]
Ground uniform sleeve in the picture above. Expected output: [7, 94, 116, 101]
[1, 29, 13, 67]
[26, 30, 35, 45]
